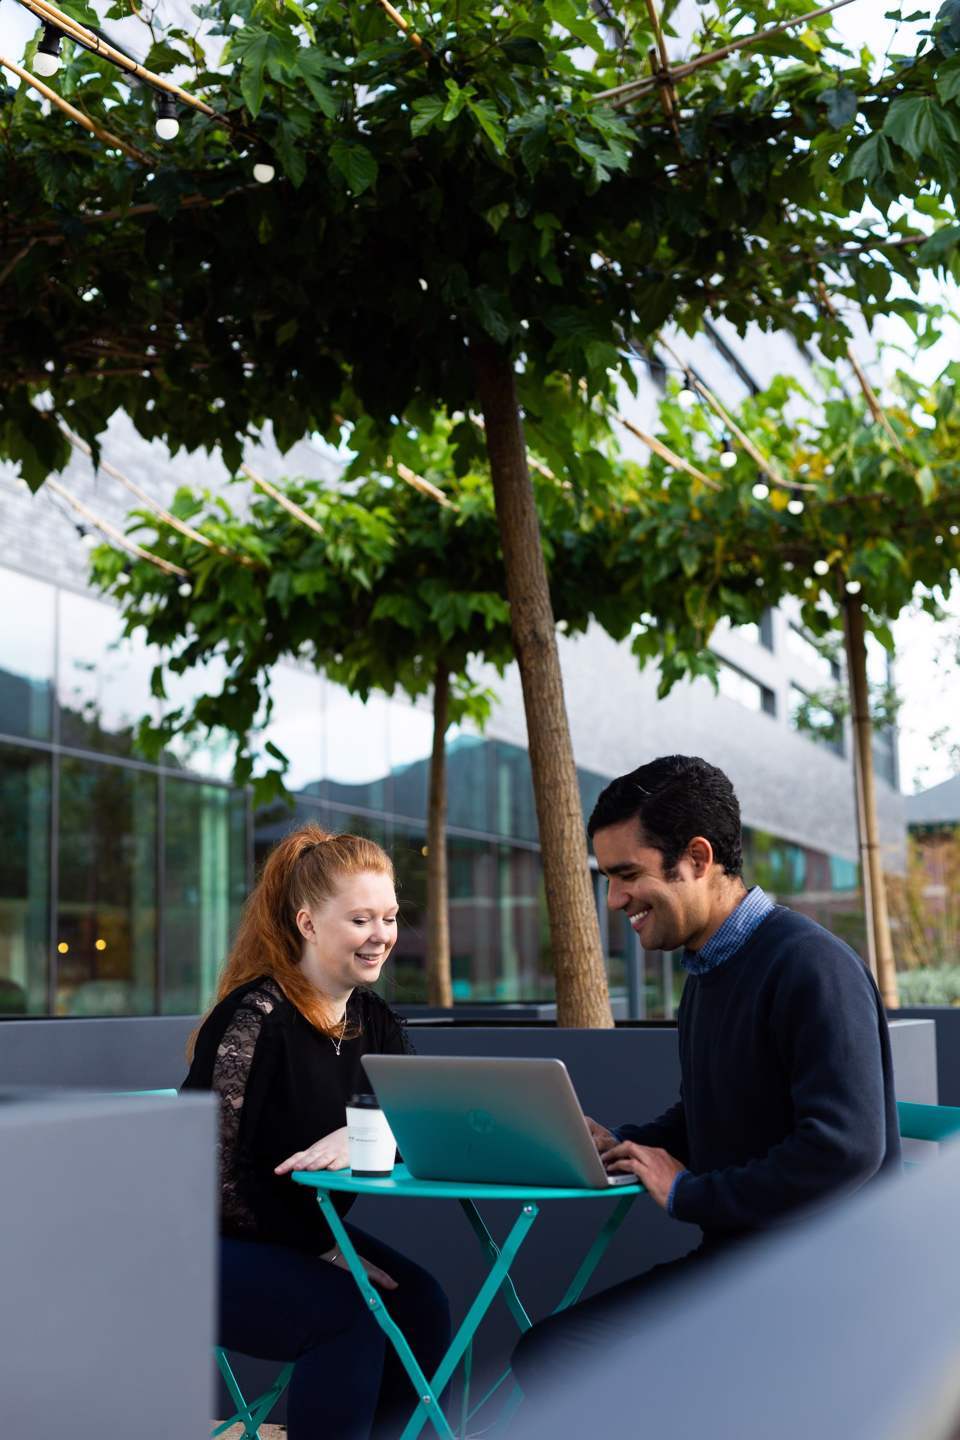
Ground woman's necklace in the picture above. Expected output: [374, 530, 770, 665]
[332, 1009, 348, 1056]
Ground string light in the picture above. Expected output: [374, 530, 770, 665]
[677, 374, 697, 410]
[752, 481, 769, 500]
[253, 160, 276, 184]
[155, 92, 180, 141]
[77, 525, 96, 551]
[719, 436, 737, 470]
[813, 559, 830, 576]
[33, 23, 63, 77]
[178, 581, 192, 597]
[787, 498, 804, 515]
[845, 580, 862, 595]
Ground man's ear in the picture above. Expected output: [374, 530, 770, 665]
[686, 836, 715, 876]
[295, 907, 315, 942]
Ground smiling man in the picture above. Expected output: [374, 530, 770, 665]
[512, 754, 901, 1394]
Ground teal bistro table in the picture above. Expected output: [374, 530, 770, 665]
[292, 1164, 642, 1440]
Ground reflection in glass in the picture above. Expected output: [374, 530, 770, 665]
[252, 664, 325, 795]
[390, 702, 434, 821]
[57, 758, 156, 1015]
[0, 745, 50, 1013]
[492, 741, 537, 841]
[253, 793, 329, 876]
[387, 827, 429, 1004]
[59, 593, 158, 757]
[498, 845, 546, 1001]
[162, 653, 237, 782]
[326, 689, 390, 812]
[449, 836, 498, 999]
[0, 567, 55, 741]
[163, 780, 247, 1015]
[447, 734, 493, 833]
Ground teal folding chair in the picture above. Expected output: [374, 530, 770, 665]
[113, 1089, 294, 1437]
[897, 1100, 960, 1146]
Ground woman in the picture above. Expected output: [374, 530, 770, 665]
[182, 823, 450, 1440]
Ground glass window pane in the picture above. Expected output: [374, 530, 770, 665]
[387, 827, 429, 1004]
[390, 702, 434, 822]
[56, 758, 157, 1015]
[0, 567, 55, 741]
[59, 593, 159, 758]
[498, 845, 547, 1001]
[492, 741, 537, 841]
[449, 837, 499, 999]
[0, 744, 50, 1014]
[162, 780, 248, 1015]
[325, 688, 389, 812]
[447, 733, 493, 834]
[253, 794, 330, 875]
[162, 654, 238, 782]
[789, 684, 844, 756]
[253, 664, 325, 796]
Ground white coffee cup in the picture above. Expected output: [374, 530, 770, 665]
[346, 1093, 397, 1176]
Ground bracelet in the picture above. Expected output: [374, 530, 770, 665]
[327, 1248, 340, 1264]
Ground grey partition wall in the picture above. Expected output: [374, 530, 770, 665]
[0, 1089, 217, 1439]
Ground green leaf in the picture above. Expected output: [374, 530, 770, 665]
[467, 99, 506, 155]
[329, 140, 378, 195]
[937, 58, 960, 102]
[410, 94, 445, 137]
[917, 223, 960, 264]
[297, 52, 337, 116]
[821, 86, 858, 128]
[916, 464, 937, 502]
[845, 132, 893, 182]
[883, 95, 960, 161]
[472, 285, 512, 344]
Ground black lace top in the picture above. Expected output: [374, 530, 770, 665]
[182, 977, 412, 1252]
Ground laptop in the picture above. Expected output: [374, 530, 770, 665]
[361, 1055, 637, 1189]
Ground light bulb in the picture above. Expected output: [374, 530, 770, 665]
[33, 49, 61, 77]
[783, 561, 794, 572]
[787, 499, 804, 515]
[78, 528, 96, 551]
[155, 92, 179, 141]
[253, 161, 275, 184]
[845, 580, 862, 595]
[678, 386, 696, 411]
[752, 482, 769, 500]
[719, 447, 737, 470]
[813, 559, 830, 577]
[178, 582, 192, 597]
[34, 23, 62, 76]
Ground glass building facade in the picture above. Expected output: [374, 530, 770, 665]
[0, 563, 867, 1021]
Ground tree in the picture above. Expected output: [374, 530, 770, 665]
[5, 0, 960, 1022]
[596, 363, 960, 1007]
[89, 409, 619, 1010]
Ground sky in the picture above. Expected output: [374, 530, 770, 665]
[2, 0, 958, 793]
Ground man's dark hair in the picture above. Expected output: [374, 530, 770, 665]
[587, 755, 743, 878]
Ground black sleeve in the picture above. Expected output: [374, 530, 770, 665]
[615, 1100, 689, 1163]
[672, 946, 888, 1232]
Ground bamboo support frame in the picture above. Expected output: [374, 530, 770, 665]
[393, 461, 457, 509]
[241, 464, 325, 537]
[46, 477, 189, 577]
[14, 0, 217, 117]
[816, 284, 905, 453]
[656, 334, 817, 492]
[61, 425, 255, 565]
[374, 0, 424, 50]
[613, 411, 722, 492]
[643, 0, 681, 144]
[0, 53, 147, 161]
[593, 0, 860, 105]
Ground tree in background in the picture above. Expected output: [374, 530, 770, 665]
[5, 0, 960, 1020]
[888, 827, 960, 973]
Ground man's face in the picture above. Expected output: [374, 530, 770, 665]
[592, 818, 712, 953]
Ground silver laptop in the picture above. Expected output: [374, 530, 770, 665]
[361, 1055, 637, 1189]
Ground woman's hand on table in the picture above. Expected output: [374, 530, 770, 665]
[584, 1116, 618, 1156]
[322, 1245, 398, 1291]
[275, 1126, 349, 1176]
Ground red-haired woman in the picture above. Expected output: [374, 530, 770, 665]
[182, 824, 450, 1440]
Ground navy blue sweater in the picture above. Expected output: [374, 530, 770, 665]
[620, 907, 901, 1239]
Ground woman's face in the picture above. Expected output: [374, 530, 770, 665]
[297, 869, 399, 994]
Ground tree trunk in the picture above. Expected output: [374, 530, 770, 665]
[842, 593, 900, 1008]
[474, 342, 614, 1028]
[425, 664, 453, 1008]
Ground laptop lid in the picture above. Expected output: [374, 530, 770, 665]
[361, 1055, 626, 1189]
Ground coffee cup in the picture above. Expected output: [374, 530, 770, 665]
[346, 1093, 397, 1176]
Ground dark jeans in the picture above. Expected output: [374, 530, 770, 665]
[219, 1226, 451, 1440]
[512, 1244, 726, 1400]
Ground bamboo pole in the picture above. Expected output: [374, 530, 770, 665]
[843, 591, 899, 1007]
[0, 53, 147, 161]
[14, 0, 217, 117]
[46, 478, 189, 577]
[60, 425, 255, 565]
[643, 0, 681, 144]
[374, 0, 424, 50]
[392, 460, 457, 509]
[613, 411, 723, 491]
[241, 464, 325, 537]
[593, 0, 860, 104]
[816, 284, 905, 453]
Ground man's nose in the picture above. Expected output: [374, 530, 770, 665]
[606, 878, 626, 910]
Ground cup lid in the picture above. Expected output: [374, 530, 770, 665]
[347, 1092, 380, 1109]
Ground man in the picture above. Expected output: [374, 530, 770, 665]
[513, 754, 900, 1387]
